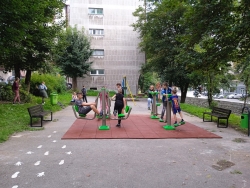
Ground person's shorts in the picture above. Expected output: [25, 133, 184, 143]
[80, 106, 92, 115]
[172, 107, 181, 114]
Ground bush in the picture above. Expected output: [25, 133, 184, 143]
[30, 73, 67, 96]
[0, 84, 32, 102]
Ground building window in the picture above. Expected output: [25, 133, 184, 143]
[88, 8, 103, 15]
[90, 69, 105, 75]
[89, 29, 104, 35]
[92, 49, 104, 56]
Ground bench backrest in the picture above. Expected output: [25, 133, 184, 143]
[212, 107, 231, 117]
[27, 105, 44, 116]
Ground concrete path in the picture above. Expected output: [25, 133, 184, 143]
[0, 97, 250, 188]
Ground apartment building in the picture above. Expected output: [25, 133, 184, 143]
[69, 0, 145, 94]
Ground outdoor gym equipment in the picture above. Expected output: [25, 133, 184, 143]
[149, 91, 161, 119]
[162, 94, 175, 130]
[98, 87, 110, 130]
[72, 97, 99, 120]
[98, 87, 132, 129]
[173, 121, 185, 127]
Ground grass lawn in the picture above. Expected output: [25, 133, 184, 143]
[0, 92, 248, 143]
[180, 103, 247, 134]
[0, 90, 117, 143]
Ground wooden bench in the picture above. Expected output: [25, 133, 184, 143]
[27, 105, 53, 127]
[203, 107, 231, 128]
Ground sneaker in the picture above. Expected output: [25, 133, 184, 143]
[148, 107, 151, 110]
[99, 111, 103, 116]
[12, 102, 16, 105]
[159, 118, 164, 122]
[116, 124, 121, 127]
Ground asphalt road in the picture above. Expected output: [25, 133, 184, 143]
[0, 97, 250, 188]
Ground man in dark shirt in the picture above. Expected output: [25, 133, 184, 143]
[81, 85, 88, 102]
[75, 93, 100, 115]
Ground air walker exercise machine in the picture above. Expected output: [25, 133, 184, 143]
[72, 87, 132, 130]
[163, 94, 185, 130]
[149, 91, 161, 119]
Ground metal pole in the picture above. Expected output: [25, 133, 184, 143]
[102, 87, 106, 126]
[124, 76, 126, 97]
[99, 87, 110, 130]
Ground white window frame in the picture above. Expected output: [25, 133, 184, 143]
[89, 29, 104, 36]
[90, 69, 105, 75]
[88, 8, 103, 15]
[92, 49, 104, 56]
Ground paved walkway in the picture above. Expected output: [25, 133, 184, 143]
[0, 97, 250, 188]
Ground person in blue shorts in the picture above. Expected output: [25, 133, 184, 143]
[169, 87, 184, 125]
[75, 93, 101, 116]
[159, 82, 172, 121]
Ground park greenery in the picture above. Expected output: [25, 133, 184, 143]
[133, 0, 250, 106]
[54, 26, 93, 90]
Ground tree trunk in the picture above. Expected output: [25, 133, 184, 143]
[243, 77, 249, 108]
[72, 77, 77, 91]
[25, 70, 32, 93]
[14, 63, 20, 78]
[180, 82, 189, 103]
[207, 73, 213, 107]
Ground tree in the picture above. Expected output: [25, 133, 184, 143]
[0, 0, 65, 91]
[133, 0, 192, 102]
[55, 26, 93, 90]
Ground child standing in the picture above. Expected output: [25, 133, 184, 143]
[159, 82, 172, 122]
[169, 87, 184, 125]
[147, 85, 155, 110]
[112, 88, 126, 127]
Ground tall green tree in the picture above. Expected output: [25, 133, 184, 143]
[55, 26, 93, 90]
[0, 0, 65, 91]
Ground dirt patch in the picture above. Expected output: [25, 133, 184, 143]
[212, 160, 235, 171]
[232, 138, 247, 143]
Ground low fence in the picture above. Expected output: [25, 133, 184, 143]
[184, 97, 249, 115]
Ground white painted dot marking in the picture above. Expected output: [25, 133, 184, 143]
[34, 161, 41, 166]
[44, 151, 49, 155]
[59, 160, 64, 165]
[11, 172, 20, 178]
[62, 145, 66, 149]
[15, 162, 23, 166]
[52, 140, 57, 143]
[37, 145, 42, 148]
[12, 185, 18, 188]
[48, 135, 51, 138]
[26, 151, 34, 154]
[66, 151, 72, 155]
[53, 131, 57, 133]
[37, 172, 45, 177]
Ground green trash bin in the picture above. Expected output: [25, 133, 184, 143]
[50, 93, 58, 105]
[241, 113, 248, 129]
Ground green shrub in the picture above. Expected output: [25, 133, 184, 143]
[30, 73, 67, 96]
[209, 101, 218, 109]
[0, 84, 32, 102]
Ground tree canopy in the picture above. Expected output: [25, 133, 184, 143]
[54, 26, 93, 90]
[132, 0, 250, 105]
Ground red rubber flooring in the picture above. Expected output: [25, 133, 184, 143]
[61, 115, 221, 139]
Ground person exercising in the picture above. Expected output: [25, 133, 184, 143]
[112, 88, 126, 127]
[75, 93, 101, 116]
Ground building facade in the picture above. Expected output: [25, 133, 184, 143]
[69, 0, 145, 94]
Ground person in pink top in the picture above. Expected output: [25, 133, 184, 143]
[12, 77, 21, 104]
